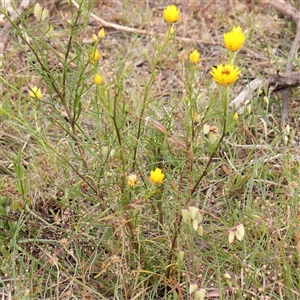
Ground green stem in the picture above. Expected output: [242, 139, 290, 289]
[132, 27, 173, 172]
[190, 86, 228, 198]
[228, 51, 234, 64]
[111, 83, 126, 195]
[167, 86, 229, 278]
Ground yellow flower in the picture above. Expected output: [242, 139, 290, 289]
[29, 86, 42, 99]
[224, 26, 245, 52]
[163, 5, 180, 24]
[149, 168, 165, 185]
[189, 50, 200, 63]
[90, 49, 101, 63]
[128, 174, 137, 188]
[210, 64, 240, 86]
[94, 73, 103, 85]
[98, 28, 105, 39]
[233, 111, 239, 121]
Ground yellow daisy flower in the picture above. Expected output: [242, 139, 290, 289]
[224, 26, 245, 52]
[29, 86, 42, 99]
[149, 168, 165, 185]
[189, 50, 200, 63]
[163, 5, 180, 24]
[210, 64, 240, 86]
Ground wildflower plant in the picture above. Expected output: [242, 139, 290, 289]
[166, 24, 246, 291]
[0, 2, 262, 298]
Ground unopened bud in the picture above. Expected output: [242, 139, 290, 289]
[233, 111, 238, 121]
[263, 96, 269, 105]
[182, 209, 191, 223]
[178, 250, 184, 260]
[195, 288, 206, 300]
[98, 28, 105, 39]
[169, 26, 175, 35]
[189, 283, 198, 294]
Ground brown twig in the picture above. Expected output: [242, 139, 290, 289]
[70, 0, 221, 47]
[263, 0, 300, 24]
[230, 71, 300, 111]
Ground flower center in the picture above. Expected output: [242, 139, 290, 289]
[221, 68, 230, 75]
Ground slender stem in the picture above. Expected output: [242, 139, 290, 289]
[4, 13, 64, 105]
[5, 7, 89, 171]
[167, 86, 229, 278]
[62, 3, 90, 170]
[112, 83, 126, 195]
[228, 51, 234, 64]
[132, 27, 173, 172]
[190, 86, 228, 198]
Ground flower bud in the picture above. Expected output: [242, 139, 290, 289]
[263, 96, 269, 105]
[233, 112, 238, 121]
[188, 206, 198, 220]
[189, 283, 198, 294]
[195, 288, 206, 300]
[178, 250, 184, 261]
[94, 73, 103, 85]
[181, 209, 191, 223]
[98, 28, 105, 39]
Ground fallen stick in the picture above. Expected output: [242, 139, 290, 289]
[70, 0, 221, 46]
[230, 71, 300, 111]
[263, 0, 300, 124]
